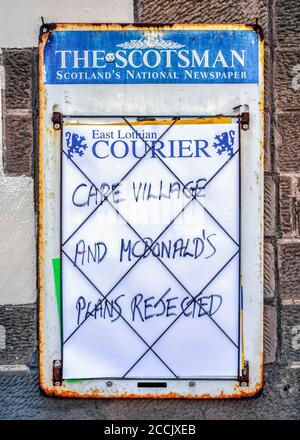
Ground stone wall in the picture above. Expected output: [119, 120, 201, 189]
[0, 0, 299, 419]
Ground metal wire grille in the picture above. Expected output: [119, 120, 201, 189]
[61, 115, 241, 380]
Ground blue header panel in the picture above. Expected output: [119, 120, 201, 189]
[44, 30, 259, 85]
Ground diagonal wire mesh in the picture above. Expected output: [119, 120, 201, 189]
[61, 116, 240, 379]
[62, 115, 240, 372]
[62, 148, 239, 346]
[62, 118, 179, 248]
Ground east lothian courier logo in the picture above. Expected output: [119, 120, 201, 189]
[51, 31, 257, 84]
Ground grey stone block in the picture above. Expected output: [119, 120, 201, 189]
[279, 176, 292, 236]
[275, 0, 300, 49]
[283, 306, 300, 364]
[263, 305, 277, 363]
[275, 50, 300, 111]
[264, 242, 275, 298]
[278, 243, 300, 302]
[0, 305, 36, 365]
[279, 176, 300, 237]
[275, 113, 300, 173]
[3, 115, 33, 176]
[2, 49, 33, 110]
[264, 175, 276, 236]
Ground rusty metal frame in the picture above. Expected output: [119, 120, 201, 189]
[38, 23, 264, 398]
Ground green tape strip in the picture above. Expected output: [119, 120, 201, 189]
[66, 379, 85, 382]
[52, 258, 85, 383]
[52, 258, 61, 319]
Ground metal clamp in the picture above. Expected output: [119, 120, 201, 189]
[53, 360, 62, 386]
[241, 112, 250, 130]
[239, 361, 249, 387]
[52, 112, 62, 130]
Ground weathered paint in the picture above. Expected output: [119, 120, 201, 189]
[0, 177, 36, 305]
[38, 23, 264, 398]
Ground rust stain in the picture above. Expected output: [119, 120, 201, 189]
[41, 361, 265, 399]
[38, 30, 49, 390]
[38, 22, 265, 400]
[65, 117, 232, 127]
[258, 36, 265, 390]
[40, 382, 263, 399]
[49, 23, 255, 33]
[259, 38, 265, 169]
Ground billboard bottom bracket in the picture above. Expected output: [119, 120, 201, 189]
[239, 361, 249, 387]
[53, 360, 62, 386]
[52, 112, 62, 130]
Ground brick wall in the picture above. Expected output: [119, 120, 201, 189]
[0, 0, 299, 419]
[0, 47, 37, 370]
[274, 0, 300, 372]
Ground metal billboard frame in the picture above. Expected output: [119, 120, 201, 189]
[38, 23, 264, 398]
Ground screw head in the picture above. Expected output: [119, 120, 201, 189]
[189, 381, 196, 387]
[54, 123, 60, 130]
[106, 381, 113, 387]
[242, 124, 249, 130]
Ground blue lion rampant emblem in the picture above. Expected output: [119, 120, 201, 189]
[65, 132, 88, 158]
[213, 130, 235, 157]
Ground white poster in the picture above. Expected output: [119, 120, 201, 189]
[61, 118, 240, 379]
